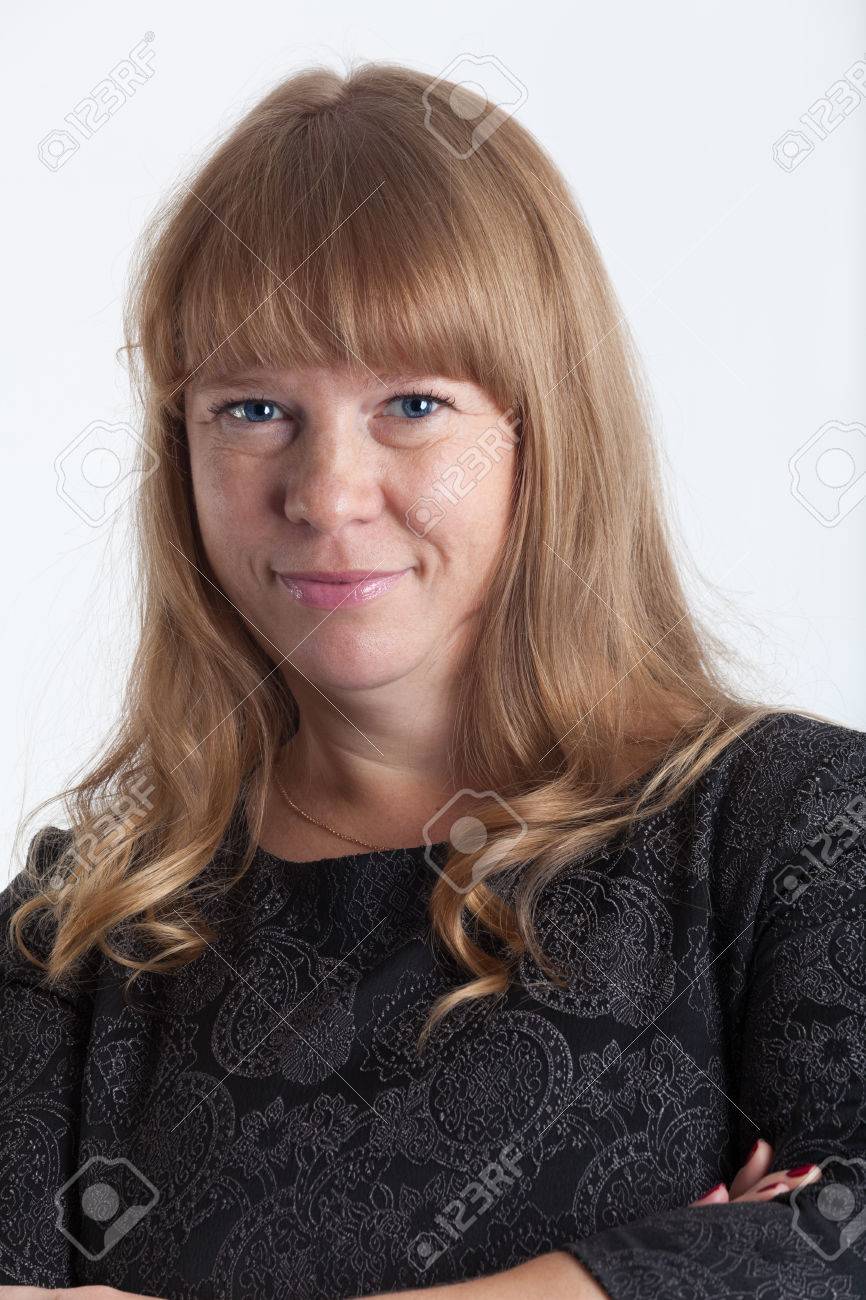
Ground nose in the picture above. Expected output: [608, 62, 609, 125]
[281, 409, 382, 532]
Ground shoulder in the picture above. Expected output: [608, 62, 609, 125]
[711, 708, 866, 808]
[703, 709, 866, 855]
[563, 710, 866, 926]
[1, 824, 78, 991]
[690, 710, 866, 928]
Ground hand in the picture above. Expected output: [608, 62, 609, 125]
[689, 1137, 822, 1206]
[0, 1287, 162, 1298]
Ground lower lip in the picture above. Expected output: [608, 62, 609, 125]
[278, 569, 412, 609]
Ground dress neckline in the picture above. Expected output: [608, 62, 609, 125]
[253, 838, 448, 870]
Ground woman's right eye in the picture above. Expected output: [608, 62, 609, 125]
[207, 396, 291, 424]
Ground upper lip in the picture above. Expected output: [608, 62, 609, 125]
[278, 568, 410, 583]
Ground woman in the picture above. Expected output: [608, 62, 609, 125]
[2, 60, 865, 1300]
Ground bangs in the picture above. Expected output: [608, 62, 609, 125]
[161, 108, 519, 415]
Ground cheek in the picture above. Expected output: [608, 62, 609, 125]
[448, 445, 515, 553]
[191, 453, 263, 561]
[415, 432, 515, 528]
[418, 454, 513, 606]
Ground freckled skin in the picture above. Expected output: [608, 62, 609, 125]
[185, 364, 517, 691]
[183, 363, 518, 830]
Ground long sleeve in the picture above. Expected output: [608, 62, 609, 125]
[562, 749, 866, 1298]
[0, 827, 90, 1288]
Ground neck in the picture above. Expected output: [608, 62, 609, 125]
[275, 676, 466, 836]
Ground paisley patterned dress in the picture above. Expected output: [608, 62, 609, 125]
[2, 710, 866, 1299]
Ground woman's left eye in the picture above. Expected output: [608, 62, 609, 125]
[208, 397, 290, 424]
[383, 392, 454, 421]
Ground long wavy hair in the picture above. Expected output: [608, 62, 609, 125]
[9, 58, 826, 1047]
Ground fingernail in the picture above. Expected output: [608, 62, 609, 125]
[699, 1181, 725, 1198]
[747, 1139, 761, 1159]
[787, 1164, 815, 1177]
[766, 1182, 790, 1196]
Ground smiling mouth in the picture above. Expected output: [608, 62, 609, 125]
[280, 569, 409, 582]
[276, 568, 412, 609]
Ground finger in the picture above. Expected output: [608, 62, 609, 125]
[734, 1179, 793, 1202]
[732, 1164, 822, 1203]
[728, 1137, 773, 1199]
[690, 1181, 730, 1206]
[760, 1181, 791, 1200]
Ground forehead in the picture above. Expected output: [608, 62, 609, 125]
[184, 363, 465, 400]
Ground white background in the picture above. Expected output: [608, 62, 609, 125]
[3, 0, 865, 882]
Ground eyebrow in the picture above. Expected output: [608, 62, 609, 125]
[187, 372, 287, 397]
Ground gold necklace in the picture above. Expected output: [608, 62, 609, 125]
[274, 773, 388, 853]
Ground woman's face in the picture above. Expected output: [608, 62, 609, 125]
[184, 364, 519, 692]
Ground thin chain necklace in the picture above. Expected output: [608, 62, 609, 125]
[274, 772, 388, 853]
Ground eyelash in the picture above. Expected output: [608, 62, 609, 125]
[206, 388, 456, 425]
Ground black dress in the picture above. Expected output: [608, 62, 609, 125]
[2, 710, 866, 1299]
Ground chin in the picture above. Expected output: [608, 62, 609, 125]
[282, 628, 427, 693]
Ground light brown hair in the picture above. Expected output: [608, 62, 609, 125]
[9, 59, 824, 1045]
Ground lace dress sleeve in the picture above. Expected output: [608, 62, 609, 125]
[0, 827, 91, 1288]
[562, 754, 866, 1299]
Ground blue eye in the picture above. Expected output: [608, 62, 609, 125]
[208, 396, 289, 424]
[206, 388, 455, 428]
[383, 390, 454, 420]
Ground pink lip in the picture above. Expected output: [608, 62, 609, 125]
[277, 568, 412, 609]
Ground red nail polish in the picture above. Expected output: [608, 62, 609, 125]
[787, 1164, 814, 1177]
[747, 1139, 760, 1159]
[699, 1182, 725, 1197]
